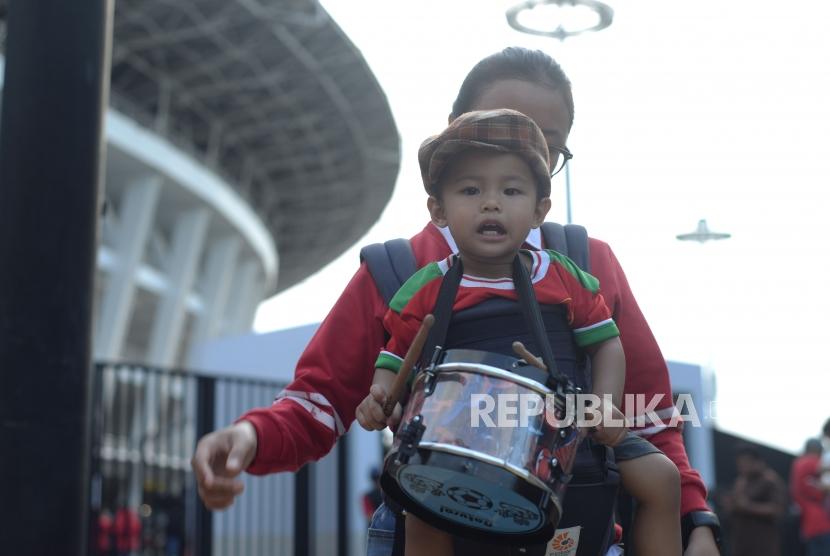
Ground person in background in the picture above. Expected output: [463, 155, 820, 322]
[114, 505, 142, 556]
[361, 467, 383, 524]
[820, 419, 830, 497]
[725, 445, 786, 556]
[791, 438, 830, 556]
[96, 508, 114, 556]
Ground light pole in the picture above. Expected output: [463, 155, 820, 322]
[506, 0, 614, 225]
[506, 0, 614, 41]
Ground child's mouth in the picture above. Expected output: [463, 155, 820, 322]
[478, 222, 506, 236]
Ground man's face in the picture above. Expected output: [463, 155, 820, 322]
[736, 454, 762, 476]
[469, 80, 572, 175]
[428, 150, 550, 276]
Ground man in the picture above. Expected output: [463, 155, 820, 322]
[725, 445, 786, 556]
[790, 438, 830, 556]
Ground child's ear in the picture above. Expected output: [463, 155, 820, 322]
[427, 196, 447, 227]
[531, 197, 552, 229]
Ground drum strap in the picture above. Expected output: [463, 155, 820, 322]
[419, 255, 463, 368]
[511, 254, 569, 387]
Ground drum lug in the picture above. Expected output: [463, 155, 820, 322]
[423, 371, 437, 396]
[396, 414, 426, 464]
[549, 456, 572, 485]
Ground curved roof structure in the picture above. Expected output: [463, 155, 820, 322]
[108, 0, 400, 292]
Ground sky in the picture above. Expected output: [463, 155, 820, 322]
[255, 0, 830, 454]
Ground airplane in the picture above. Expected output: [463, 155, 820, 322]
[676, 219, 731, 243]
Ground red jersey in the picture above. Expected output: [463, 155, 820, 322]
[240, 223, 709, 515]
[377, 250, 618, 373]
[790, 454, 830, 539]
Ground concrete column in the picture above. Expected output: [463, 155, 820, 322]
[187, 237, 240, 363]
[241, 273, 265, 332]
[94, 177, 162, 360]
[147, 208, 209, 366]
[226, 260, 260, 334]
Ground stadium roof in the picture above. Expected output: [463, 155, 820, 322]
[2, 0, 401, 293]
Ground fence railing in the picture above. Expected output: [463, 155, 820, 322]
[88, 362, 350, 556]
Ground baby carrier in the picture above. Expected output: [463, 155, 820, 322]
[360, 223, 620, 556]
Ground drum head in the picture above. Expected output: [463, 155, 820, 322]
[382, 449, 559, 544]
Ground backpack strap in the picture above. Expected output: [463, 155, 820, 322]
[540, 222, 590, 273]
[359, 239, 418, 306]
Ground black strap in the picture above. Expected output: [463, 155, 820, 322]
[540, 222, 590, 273]
[360, 239, 418, 305]
[511, 254, 569, 387]
[419, 256, 463, 368]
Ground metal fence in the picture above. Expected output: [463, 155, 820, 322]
[88, 362, 350, 556]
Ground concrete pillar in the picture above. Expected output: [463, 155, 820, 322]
[147, 208, 209, 366]
[226, 260, 261, 333]
[95, 176, 162, 360]
[187, 236, 240, 363]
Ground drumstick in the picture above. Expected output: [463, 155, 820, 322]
[512, 341, 547, 371]
[383, 314, 435, 417]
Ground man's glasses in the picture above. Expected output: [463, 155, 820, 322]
[549, 145, 573, 177]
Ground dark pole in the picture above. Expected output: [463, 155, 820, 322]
[193, 376, 216, 556]
[0, 1, 113, 555]
[337, 435, 350, 556]
[294, 465, 313, 556]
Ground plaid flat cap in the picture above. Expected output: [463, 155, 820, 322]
[418, 108, 551, 197]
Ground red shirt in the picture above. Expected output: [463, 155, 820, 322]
[790, 454, 830, 539]
[241, 223, 709, 515]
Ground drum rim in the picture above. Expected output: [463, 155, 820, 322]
[432, 362, 553, 395]
[417, 441, 562, 519]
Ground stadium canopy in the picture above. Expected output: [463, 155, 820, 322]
[1, 0, 400, 293]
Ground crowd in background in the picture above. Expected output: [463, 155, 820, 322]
[713, 418, 830, 556]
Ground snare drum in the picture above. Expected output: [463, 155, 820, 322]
[381, 349, 581, 544]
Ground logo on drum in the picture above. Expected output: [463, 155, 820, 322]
[402, 472, 445, 496]
[439, 505, 494, 528]
[497, 501, 537, 526]
[447, 486, 493, 510]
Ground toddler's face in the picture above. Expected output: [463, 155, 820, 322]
[429, 151, 550, 276]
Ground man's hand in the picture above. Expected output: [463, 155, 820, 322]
[684, 525, 720, 556]
[191, 421, 258, 510]
[356, 384, 401, 431]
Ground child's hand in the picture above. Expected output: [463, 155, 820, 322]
[356, 384, 402, 431]
[590, 399, 628, 447]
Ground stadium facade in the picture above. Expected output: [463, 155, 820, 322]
[3, 0, 399, 366]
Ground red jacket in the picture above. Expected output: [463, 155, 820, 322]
[242, 223, 710, 515]
[790, 454, 830, 539]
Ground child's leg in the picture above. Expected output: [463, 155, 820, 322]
[404, 513, 454, 556]
[619, 452, 682, 556]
